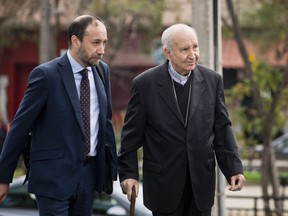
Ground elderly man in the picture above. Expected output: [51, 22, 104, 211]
[118, 23, 245, 216]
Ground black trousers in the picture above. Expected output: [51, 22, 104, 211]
[153, 170, 211, 216]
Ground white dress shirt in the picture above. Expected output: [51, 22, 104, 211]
[67, 50, 99, 156]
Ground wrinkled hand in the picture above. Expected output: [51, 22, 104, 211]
[229, 174, 245, 191]
[120, 179, 139, 202]
[0, 183, 9, 203]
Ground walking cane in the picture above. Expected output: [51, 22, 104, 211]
[130, 186, 136, 216]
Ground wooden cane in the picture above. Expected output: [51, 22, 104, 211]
[130, 186, 136, 216]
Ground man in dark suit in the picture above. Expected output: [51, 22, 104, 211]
[118, 24, 245, 216]
[0, 15, 117, 216]
[0, 112, 9, 153]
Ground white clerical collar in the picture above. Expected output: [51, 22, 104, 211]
[168, 61, 191, 86]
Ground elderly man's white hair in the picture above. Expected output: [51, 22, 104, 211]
[161, 24, 198, 51]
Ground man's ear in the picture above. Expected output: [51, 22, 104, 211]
[71, 35, 80, 48]
[163, 48, 172, 61]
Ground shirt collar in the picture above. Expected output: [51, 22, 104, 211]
[67, 50, 92, 73]
[168, 61, 191, 85]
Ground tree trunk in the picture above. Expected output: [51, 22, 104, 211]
[225, 0, 263, 115]
[263, 58, 288, 215]
[260, 147, 271, 215]
[225, 0, 285, 215]
[261, 136, 281, 216]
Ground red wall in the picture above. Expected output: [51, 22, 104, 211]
[1, 40, 38, 120]
[0, 31, 68, 121]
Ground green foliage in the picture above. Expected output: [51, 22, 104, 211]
[90, 0, 165, 21]
[244, 170, 261, 184]
[244, 170, 288, 185]
[242, 0, 288, 44]
[222, 26, 234, 39]
[0, 0, 39, 48]
[228, 0, 288, 149]
[89, 0, 165, 54]
[230, 59, 287, 146]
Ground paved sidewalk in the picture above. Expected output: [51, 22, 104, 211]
[218, 184, 288, 215]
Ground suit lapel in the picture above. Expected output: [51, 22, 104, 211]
[188, 66, 205, 123]
[58, 54, 84, 133]
[92, 66, 107, 128]
[157, 63, 184, 124]
[58, 54, 107, 135]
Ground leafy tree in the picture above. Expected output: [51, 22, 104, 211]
[89, 0, 165, 63]
[0, 0, 38, 63]
[0, 0, 64, 63]
[224, 0, 288, 215]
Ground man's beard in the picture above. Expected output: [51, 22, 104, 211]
[78, 47, 101, 67]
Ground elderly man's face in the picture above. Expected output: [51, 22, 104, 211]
[164, 30, 200, 76]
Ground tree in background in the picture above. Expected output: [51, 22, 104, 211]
[0, 0, 38, 44]
[0, 0, 71, 62]
[224, 0, 288, 215]
[89, 0, 165, 64]
[0, 0, 166, 62]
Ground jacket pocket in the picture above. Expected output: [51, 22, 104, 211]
[31, 148, 64, 161]
[207, 157, 216, 170]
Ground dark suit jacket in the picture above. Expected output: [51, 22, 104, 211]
[118, 61, 243, 212]
[0, 53, 117, 199]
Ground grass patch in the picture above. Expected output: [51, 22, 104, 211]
[244, 170, 261, 184]
[244, 170, 288, 185]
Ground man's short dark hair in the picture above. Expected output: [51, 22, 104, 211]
[67, 15, 104, 46]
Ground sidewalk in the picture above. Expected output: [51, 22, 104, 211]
[220, 184, 288, 215]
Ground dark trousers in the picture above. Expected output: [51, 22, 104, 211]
[36, 157, 97, 216]
[153, 170, 211, 216]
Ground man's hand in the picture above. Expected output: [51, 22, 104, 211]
[120, 179, 139, 202]
[0, 183, 9, 203]
[229, 174, 245, 191]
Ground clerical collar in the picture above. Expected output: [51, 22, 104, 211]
[168, 61, 191, 86]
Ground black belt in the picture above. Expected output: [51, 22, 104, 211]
[83, 156, 96, 164]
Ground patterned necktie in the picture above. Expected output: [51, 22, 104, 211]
[80, 69, 90, 156]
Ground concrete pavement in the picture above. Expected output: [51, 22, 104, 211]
[213, 184, 288, 215]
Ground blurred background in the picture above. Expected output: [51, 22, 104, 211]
[0, 0, 287, 215]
